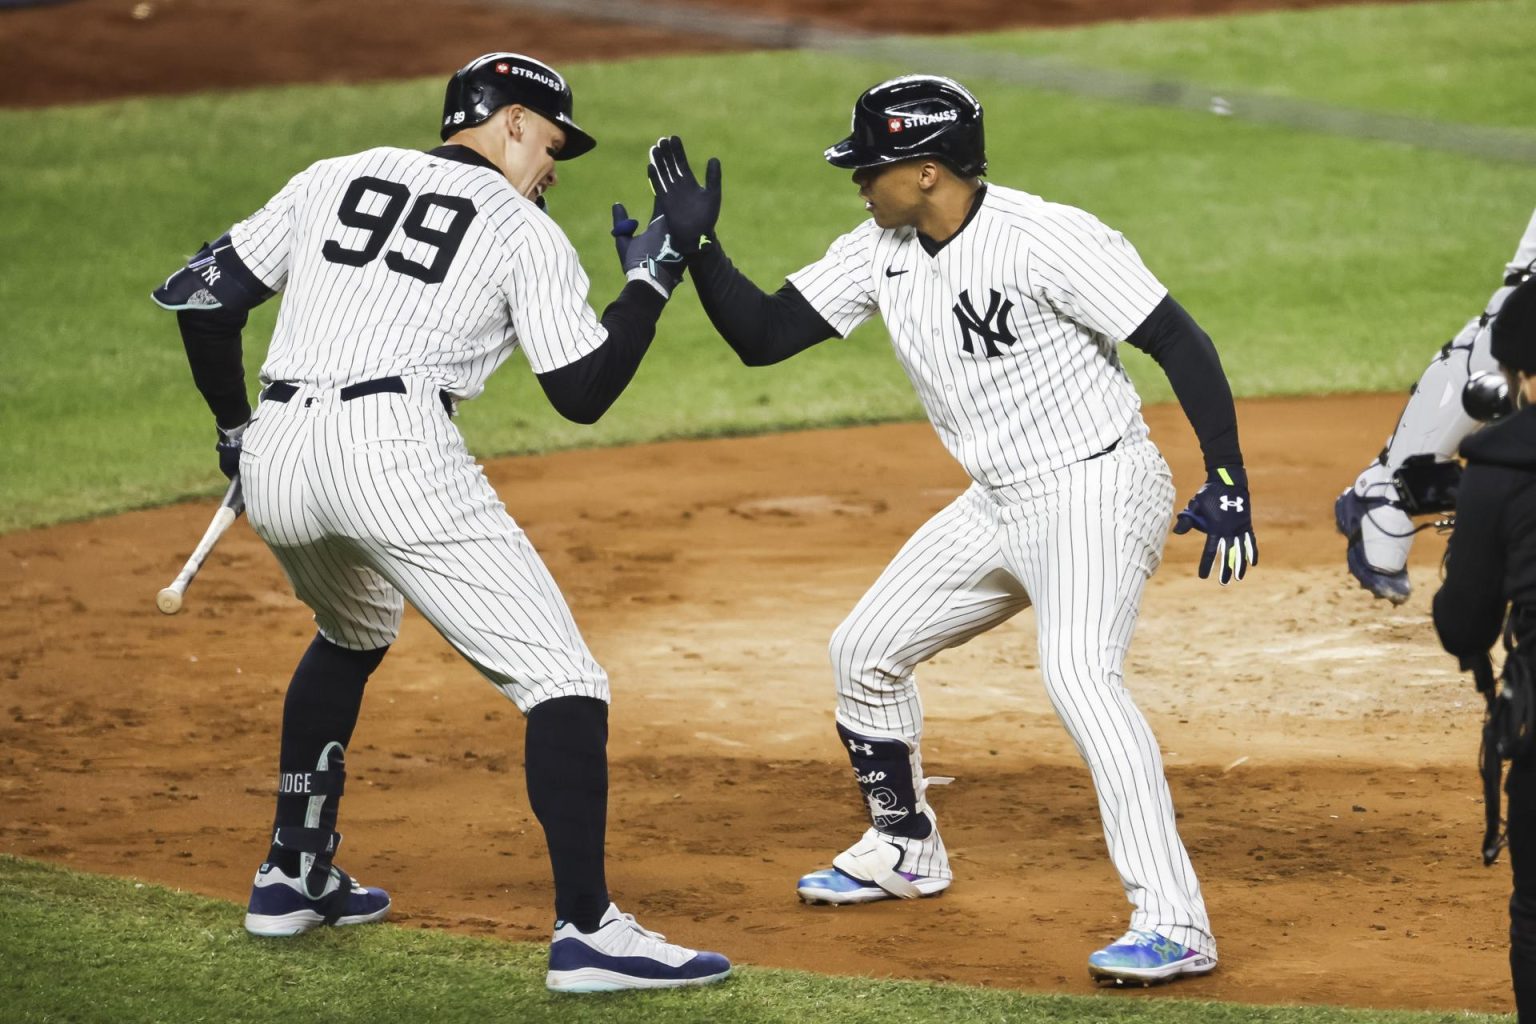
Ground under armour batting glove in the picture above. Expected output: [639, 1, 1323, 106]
[647, 135, 721, 255]
[611, 201, 685, 298]
[216, 420, 247, 480]
[1173, 466, 1257, 585]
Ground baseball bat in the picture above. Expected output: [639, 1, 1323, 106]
[156, 477, 245, 615]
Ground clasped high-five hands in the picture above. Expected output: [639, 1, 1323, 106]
[609, 136, 722, 296]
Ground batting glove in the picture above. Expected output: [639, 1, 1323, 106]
[215, 420, 247, 480]
[611, 201, 685, 298]
[1173, 466, 1257, 585]
[647, 135, 721, 255]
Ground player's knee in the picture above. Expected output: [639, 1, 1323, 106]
[828, 618, 888, 694]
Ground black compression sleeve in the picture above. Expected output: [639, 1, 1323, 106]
[1123, 294, 1242, 471]
[688, 243, 837, 365]
[177, 307, 253, 430]
[535, 281, 666, 424]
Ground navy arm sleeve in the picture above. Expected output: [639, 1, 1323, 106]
[153, 234, 275, 431]
[535, 281, 666, 425]
[1123, 293, 1243, 471]
[687, 242, 838, 366]
[1433, 464, 1512, 661]
[177, 307, 253, 431]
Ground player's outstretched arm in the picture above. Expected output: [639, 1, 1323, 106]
[1125, 293, 1256, 585]
[531, 203, 685, 425]
[646, 135, 836, 364]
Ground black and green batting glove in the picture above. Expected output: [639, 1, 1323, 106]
[646, 135, 721, 255]
[1173, 466, 1257, 585]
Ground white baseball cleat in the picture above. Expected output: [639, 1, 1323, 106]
[545, 903, 731, 992]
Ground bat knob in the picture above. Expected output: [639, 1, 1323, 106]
[156, 587, 184, 615]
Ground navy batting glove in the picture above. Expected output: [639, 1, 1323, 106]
[215, 421, 247, 480]
[646, 135, 721, 255]
[612, 201, 684, 298]
[1173, 466, 1257, 585]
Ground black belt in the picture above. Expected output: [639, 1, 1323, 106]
[261, 376, 452, 415]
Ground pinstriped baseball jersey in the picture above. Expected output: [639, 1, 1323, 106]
[788, 185, 1166, 486]
[797, 183, 1215, 954]
[232, 146, 607, 396]
[227, 142, 617, 709]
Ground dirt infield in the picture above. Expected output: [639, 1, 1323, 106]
[0, 0, 1511, 1014]
[0, 394, 1512, 1012]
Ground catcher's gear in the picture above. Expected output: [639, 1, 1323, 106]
[216, 421, 247, 480]
[440, 52, 595, 158]
[824, 74, 987, 178]
[1391, 454, 1462, 516]
[611, 201, 684, 299]
[1173, 466, 1257, 585]
[647, 136, 721, 254]
[1463, 370, 1514, 423]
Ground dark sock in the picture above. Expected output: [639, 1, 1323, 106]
[525, 696, 610, 932]
[265, 635, 387, 875]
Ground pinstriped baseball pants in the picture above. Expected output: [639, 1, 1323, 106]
[830, 437, 1214, 957]
[239, 379, 609, 713]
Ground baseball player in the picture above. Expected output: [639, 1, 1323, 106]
[150, 52, 728, 993]
[1336, 206, 1536, 604]
[646, 75, 1255, 986]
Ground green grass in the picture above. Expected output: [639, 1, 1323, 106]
[0, 0, 1532, 531]
[0, 855, 1510, 1024]
[963, 0, 1536, 128]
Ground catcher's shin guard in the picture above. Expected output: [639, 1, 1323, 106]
[271, 741, 349, 909]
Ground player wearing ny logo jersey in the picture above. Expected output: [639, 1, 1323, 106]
[647, 75, 1256, 986]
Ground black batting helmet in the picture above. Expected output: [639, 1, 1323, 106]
[825, 74, 986, 178]
[440, 52, 596, 159]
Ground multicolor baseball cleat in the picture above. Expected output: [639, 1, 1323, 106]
[546, 903, 731, 992]
[1087, 929, 1218, 986]
[243, 861, 391, 937]
[796, 825, 952, 904]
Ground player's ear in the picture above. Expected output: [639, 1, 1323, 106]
[503, 104, 525, 141]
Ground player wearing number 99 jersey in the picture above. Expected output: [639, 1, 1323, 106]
[149, 52, 728, 993]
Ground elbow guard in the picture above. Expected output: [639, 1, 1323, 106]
[151, 233, 274, 313]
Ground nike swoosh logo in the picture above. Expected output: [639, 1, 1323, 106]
[885, 268, 909, 278]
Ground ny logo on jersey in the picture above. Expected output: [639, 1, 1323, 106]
[1219, 495, 1245, 513]
[952, 288, 1017, 358]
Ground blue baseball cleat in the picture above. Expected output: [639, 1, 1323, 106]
[546, 903, 731, 993]
[243, 861, 391, 937]
[1088, 929, 1218, 986]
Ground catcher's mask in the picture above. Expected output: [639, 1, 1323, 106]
[440, 52, 596, 159]
[825, 74, 987, 179]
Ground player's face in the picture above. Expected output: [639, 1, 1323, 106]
[509, 108, 567, 203]
[852, 161, 924, 229]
